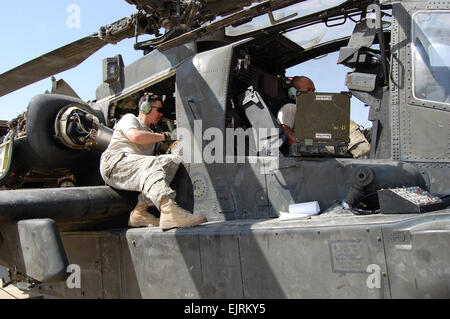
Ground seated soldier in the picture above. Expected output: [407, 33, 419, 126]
[277, 76, 315, 145]
[277, 76, 370, 158]
[100, 92, 207, 230]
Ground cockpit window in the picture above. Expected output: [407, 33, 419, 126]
[412, 11, 450, 105]
[225, 0, 347, 39]
[283, 17, 355, 50]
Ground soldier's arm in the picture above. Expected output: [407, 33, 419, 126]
[280, 124, 295, 145]
[126, 128, 165, 145]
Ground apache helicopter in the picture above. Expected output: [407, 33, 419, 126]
[0, 0, 449, 299]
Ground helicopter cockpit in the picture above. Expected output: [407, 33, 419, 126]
[56, 1, 390, 164]
[222, 7, 388, 160]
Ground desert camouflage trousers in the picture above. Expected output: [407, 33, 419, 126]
[100, 151, 182, 209]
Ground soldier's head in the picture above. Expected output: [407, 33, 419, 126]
[287, 76, 315, 100]
[138, 92, 164, 126]
[292, 76, 315, 93]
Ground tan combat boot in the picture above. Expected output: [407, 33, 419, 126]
[128, 201, 160, 227]
[159, 197, 207, 230]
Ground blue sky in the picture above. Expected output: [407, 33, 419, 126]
[0, 0, 370, 127]
[0, 0, 142, 120]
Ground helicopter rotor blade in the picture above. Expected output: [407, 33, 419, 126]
[0, 36, 106, 98]
[0, 17, 137, 98]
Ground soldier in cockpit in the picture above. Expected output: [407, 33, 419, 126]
[277, 76, 370, 158]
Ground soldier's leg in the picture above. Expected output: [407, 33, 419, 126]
[140, 155, 181, 209]
[102, 153, 205, 229]
[157, 154, 183, 185]
[139, 155, 207, 230]
[101, 153, 165, 227]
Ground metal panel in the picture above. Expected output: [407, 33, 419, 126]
[100, 233, 122, 299]
[266, 158, 342, 213]
[198, 233, 243, 298]
[174, 45, 270, 221]
[119, 231, 142, 298]
[27, 211, 450, 299]
[36, 233, 103, 298]
[96, 43, 196, 102]
[125, 229, 202, 298]
[382, 213, 450, 298]
[17, 219, 68, 283]
[188, 163, 223, 219]
[120, 215, 401, 299]
[402, 106, 450, 161]
[390, 3, 404, 161]
[188, 161, 270, 221]
[174, 44, 274, 220]
[239, 225, 389, 298]
[35, 232, 123, 299]
[412, 163, 450, 197]
[393, 2, 450, 163]
[266, 158, 427, 214]
[176, 44, 232, 145]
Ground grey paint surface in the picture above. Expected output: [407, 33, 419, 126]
[29, 210, 450, 299]
[382, 213, 450, 298]
[389, 1, 450, 205]
[392, 2, 450, 163]
[17, 219, 68, 283]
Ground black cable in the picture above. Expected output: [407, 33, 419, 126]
[440, 194, 450, 208]
[350, 191, 380, 215]
[352, 207, 381, 215]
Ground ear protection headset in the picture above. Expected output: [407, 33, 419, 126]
[139, 93, 161, 114]
[285, 77, 298, 101]
[287, 76, 315, 100]
[288, 87, 311, 100]
[288, 87, 298, 100]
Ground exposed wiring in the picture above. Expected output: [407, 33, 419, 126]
[350, 192, 380, 215]
[74, 112, 92, 135]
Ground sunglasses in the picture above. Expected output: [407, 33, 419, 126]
[152, 107, 164, 114]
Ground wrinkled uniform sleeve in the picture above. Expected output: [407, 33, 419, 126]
[115, 114, 140, 137]
[276, 103, 297, 129]
[100, 114, 140, 179]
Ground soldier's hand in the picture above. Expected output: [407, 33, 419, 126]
[163, 131, 174, 141]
